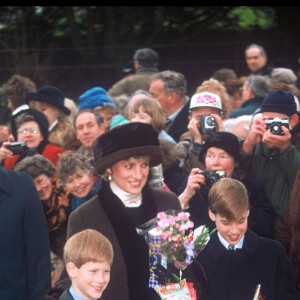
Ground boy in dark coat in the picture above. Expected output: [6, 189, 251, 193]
[197, 178, 300, 300]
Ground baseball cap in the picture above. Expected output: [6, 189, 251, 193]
[190, 92, 222, 111]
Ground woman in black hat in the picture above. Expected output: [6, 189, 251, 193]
[0, 108, 65, 169]
[55, 122, 209, 300]
[26, 86, 78, 151]
[179, 131, 276, 239]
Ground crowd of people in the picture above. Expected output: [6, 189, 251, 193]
[0, 45, 300, 299]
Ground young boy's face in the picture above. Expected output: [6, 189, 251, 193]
[209, 209, 249, 245]
[68, 261, 111, 300]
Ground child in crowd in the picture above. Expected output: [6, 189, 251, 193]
[60, 229, 113, 300]
[197, 178, 300, 300]
[130, 96, 176, 144]
[57, 152, 101, 211]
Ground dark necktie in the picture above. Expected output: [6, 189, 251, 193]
[228, 244, 235, 250]
[164, 117, 172, 132]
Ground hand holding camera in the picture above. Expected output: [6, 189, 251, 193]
[198, 170, 226, 187]
[265, 117, 291, 135]
[6, 141, 28, 155]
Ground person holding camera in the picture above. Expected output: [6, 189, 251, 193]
[0, 108, 65, 169]
[179, 131, 275, 239]
[241, 89, 300, 229]
[176, 91, 225, 177]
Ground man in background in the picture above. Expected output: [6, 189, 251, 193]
[149, 70, 190, 142]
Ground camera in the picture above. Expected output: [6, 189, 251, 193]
[6, 141, 28, 155]
[199, 115, 217, 134]
[265, 117, 291, 135]
[198, 170, 226, 186]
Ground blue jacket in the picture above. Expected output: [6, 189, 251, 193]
[0, 167, 51, 299]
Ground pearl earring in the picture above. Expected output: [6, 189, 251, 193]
[108, 174, 112, 181]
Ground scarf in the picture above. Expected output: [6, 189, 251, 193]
[42, 177, 71, 232]
[98, 181, 160, 300]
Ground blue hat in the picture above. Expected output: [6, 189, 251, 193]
[260, 89, 296, 116]
[78, 87, 116, 111]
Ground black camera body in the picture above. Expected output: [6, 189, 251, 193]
[199, 115, 217, 134]
[199, 170, 226, 186]
[265, 117, 291, 135]
[6, 141, 28, 155]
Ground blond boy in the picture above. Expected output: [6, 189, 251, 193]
[60, 229, 113, 300]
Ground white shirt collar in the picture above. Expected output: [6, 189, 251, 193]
[49, 119, 58, 131]
[217, 231, 245, 250]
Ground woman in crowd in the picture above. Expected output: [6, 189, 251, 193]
[57, 152, 102, 211]
[26, 86, 78, 151]
[14, 154, 72, 287]
[0, 108, 65, 169]
[179, 131, 276, 238]
[55, 122, 209, 300]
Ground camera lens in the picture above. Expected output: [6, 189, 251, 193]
[206, 117, 216, 126]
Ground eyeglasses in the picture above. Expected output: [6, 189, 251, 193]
[18, 127, 40, 135]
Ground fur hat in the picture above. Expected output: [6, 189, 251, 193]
[25, 86, 70, 116]
[199, 131, 240, 163]
[260, 89, 296, 116]
[190, 92, 222, 111]
[93, 122, 163, 174]
[78, 87, 116, 111]
[271, 68, 298, 85]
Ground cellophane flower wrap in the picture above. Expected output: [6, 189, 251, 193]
[136, 209, 215, 299]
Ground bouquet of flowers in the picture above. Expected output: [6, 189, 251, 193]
[136, 210, 216, 299]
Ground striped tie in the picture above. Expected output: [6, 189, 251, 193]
[228, 244, 235, 250]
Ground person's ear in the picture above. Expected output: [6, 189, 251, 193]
[106, 168, 112, 175]
[208, 209, 216, 221]
[66, 262, 78, 278]
[290, 114, 299, 128]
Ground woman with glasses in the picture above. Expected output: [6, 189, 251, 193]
[0, 108, 65, 169]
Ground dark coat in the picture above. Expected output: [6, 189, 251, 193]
[0, 167, 51, 299]
[167, 100, 190, 143]
[57, 181, 182, 300]
[197, 229, 300, 300]
[187, 175, 276, 238]
[276, 170, 300, 291]
[229, 96, 264, 118]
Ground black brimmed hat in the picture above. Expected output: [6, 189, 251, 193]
[93, 122, 163, 174]
[25, 86, 70, 116]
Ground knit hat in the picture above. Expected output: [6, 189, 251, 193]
[199, 131, 240, 163]
[78, 87, 116, 111]
[271, 68, 298, 85]
[190, 92, 222, 111]
[93, 122, 163, 174]
[25, 86, 70, 116]
[260, 89, 297, 116]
